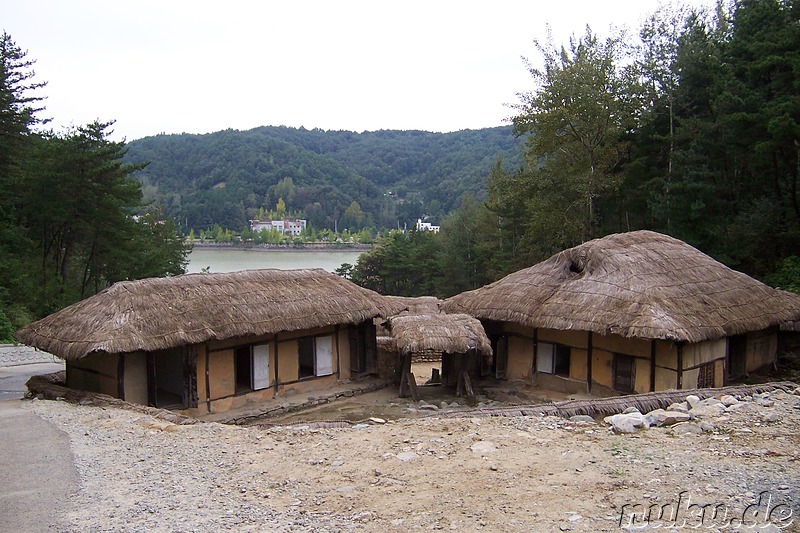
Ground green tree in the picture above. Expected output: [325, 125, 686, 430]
[342, 200, 365, 230]
[18, 121, 189, 309]
[276, 197, 287, 219]
[0, 32, 45, 328]
[513, 26, 643, 246]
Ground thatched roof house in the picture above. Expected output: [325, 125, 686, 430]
[387, 313, 492, 356]
[18, 268, 400, 359]
[17, 269, 404, 414]
[444, 231, 800, 394]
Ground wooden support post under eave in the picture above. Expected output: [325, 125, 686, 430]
[117, 353, 125, 401]
[204, 343, 211, 413]
[531, 328, 538, 386]
[406, 372, 420, 402]
[650, 340, 657, 392]
[461, 369, 474, 399]
[273, 334, 280, 399]
[587, 331, 593, 393]
[399, 352, 412, 398]
[677, 343, 684, 389]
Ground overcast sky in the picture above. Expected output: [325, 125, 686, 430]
[4, 0, 715, 141]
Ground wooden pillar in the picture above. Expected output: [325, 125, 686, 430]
[334, 325, 340, 378]
[676, 342, 684, 389]
[650, 340, 657, 392]
[273, 334, 280, 398]
[531, 328, 539, 386]
[117, 353, 125, 400]
[587, 331, 593, 393]
[204, 343, 211, 412]
[399, 352, 413, 398]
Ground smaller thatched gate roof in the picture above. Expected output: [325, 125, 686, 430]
[386, 313, 492, 356]
[16, 268, 405, 360]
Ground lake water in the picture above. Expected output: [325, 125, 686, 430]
[186, 247, 364, 274]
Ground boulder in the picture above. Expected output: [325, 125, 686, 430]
[569, 415, 596, 424]
[685, 394, 701, 409]
[719, 394, 739, 407]
[689, 403, 726, 418]
[621, 406, 641, 415]
[670, 422, 704, 435]
[667, 401, 689, 412]
[603, 412, 650, 434]
[645, 408, 691, 427]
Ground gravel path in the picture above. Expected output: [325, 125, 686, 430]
[25, 388, 800, 532]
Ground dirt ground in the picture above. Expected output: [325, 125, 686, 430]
[25, 382, 800, 532]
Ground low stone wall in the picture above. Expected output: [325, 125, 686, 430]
[412, 350, 442, 364]
[0, 344, 60, 367]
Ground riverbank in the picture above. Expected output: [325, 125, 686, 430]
[188, 242, 372, 253]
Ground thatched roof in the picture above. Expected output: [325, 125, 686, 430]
[443, 231, 800, 343]
[387, 313, 492, 355]
[16, 269, 405, 360]
[382, 296, 443, 316]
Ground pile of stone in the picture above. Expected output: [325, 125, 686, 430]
[602, 389, 796, 435]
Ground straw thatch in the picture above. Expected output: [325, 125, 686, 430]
[443, 231, 800, 343]
[387, 313, 492, 355]
[382, 296, 443, 316]
[16, 268, 405, 361]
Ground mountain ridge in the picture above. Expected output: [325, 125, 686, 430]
[124, 125, 521, 231]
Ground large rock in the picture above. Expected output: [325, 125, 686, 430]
[671, 422, 704, 435]
[569, 415, 596, 424]
[685, 394, 701, 409]
[603, 412, 650, 434]
[689, 402, 726, 418]
[645, 409, 692, 427]
[667, 401, 689, 412]
[719, 394, 739, 407]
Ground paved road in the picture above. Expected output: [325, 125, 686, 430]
[0, 361, 65, 401]
[0, 362, 78, 532]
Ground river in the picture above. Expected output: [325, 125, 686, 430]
[186, 246, 364, 274]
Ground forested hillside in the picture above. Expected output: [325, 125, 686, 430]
[124, 126, 521, 232]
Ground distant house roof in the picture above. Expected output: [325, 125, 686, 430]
[16, 269, 404, 360]
[443, 231, 800, 343]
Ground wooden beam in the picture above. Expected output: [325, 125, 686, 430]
[455, 354, 464, 396]
[117, 354, 125, 401]
[461, 370, 474, 399]
[406, 373, 419, 402]
[587, 331, 593, 393]
[531, 328, 538, 386]
[677, 343, 684, 389]
[399, 369, 409, 398]
[204, 343, 211, 412]
[398, 352, 412, 398]
[650, 339, 657, 392]
[273, 334, 279, 399]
